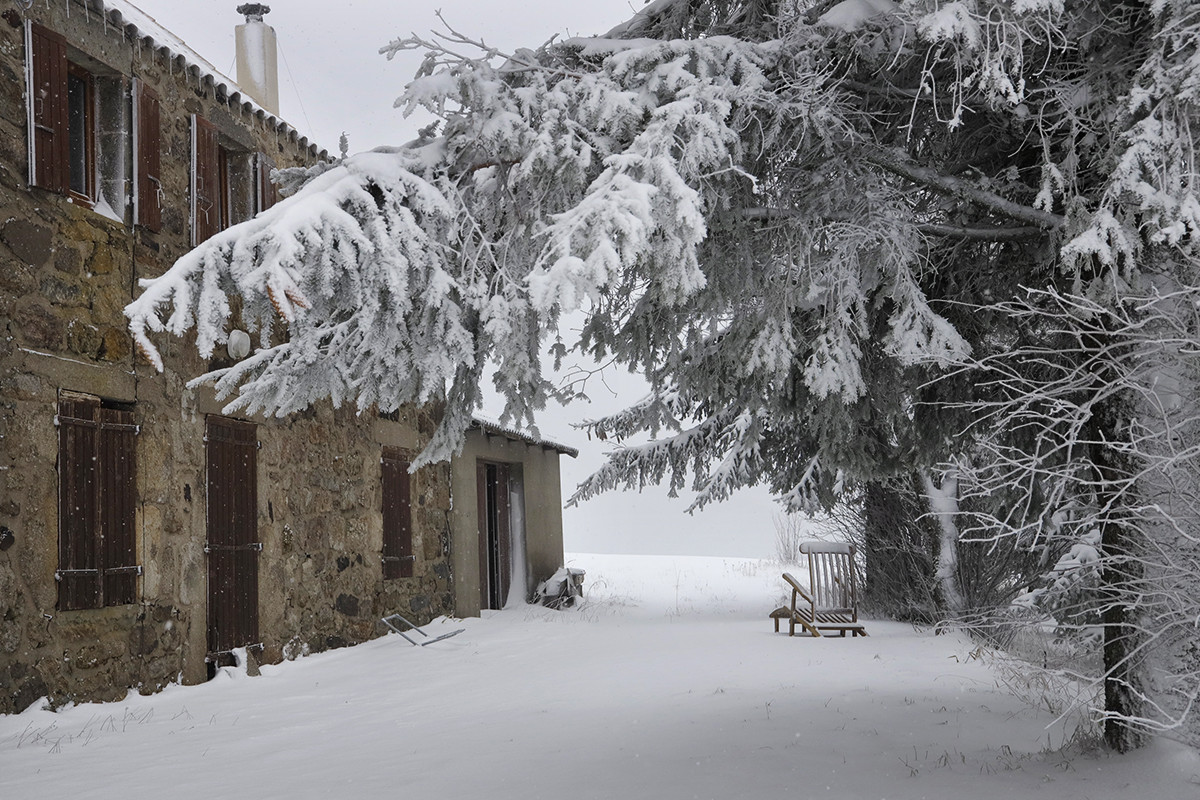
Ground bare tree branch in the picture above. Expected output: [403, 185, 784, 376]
[860, 145, 1066, 231]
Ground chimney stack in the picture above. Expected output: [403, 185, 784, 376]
[235, 4, 279, 115]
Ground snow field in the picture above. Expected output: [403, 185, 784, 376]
[1, 553, 1196, 800]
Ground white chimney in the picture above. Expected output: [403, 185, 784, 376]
[235, 4, 279, 115]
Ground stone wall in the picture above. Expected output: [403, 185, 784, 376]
[0, 2, 454, 714]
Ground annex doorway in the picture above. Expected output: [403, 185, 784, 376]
[476, 461, 526, 610]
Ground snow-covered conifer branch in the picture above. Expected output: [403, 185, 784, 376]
[123, 0, 1200, 746]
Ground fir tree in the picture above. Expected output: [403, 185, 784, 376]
[127, 0, 1200, 749]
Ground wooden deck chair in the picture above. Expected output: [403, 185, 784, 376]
[771, 541, 867, 637]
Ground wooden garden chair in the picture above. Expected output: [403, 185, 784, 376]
[770, 541, 867, 637]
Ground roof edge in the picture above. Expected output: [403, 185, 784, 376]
[470, 418, 579, 458]
[98, 1, 330, 160]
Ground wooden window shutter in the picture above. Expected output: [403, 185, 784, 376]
[493, 463, 512, 604]
[381, 448, 413, 579]
[26, 22, 69, 194]
[98, 408, 138, 605]
[134, 80, 161, 231]
[57, 396, 100, 610]
[256, 152, 278, 212]
[57, 397, 140, 610]
[191, 115, 220, 246]
[476, 461, 489, 603]
[205, 417, 260, 655]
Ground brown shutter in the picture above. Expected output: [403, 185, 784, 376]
[477, 461, 489, 607]
[191, 115, 220, 245]
[135, 81, 161, 231]
[257, 152, 278, 212]
[57, 396, 100, 610]
[98, 408, 138, 605]
[381, 448, 413, 579]
[27, 22, 69, 194]
[494, 463, 512, 605]
[206, 417, 260, 655]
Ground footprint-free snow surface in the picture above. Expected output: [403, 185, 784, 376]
[2, 554, 1197, 799]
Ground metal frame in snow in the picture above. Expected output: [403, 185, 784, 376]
[381, 613, 464, 646]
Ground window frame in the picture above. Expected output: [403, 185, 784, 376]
[65, 61, 96, 205]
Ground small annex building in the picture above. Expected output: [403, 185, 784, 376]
[0, 0, 576, 715]
[452, 420, 578, 617]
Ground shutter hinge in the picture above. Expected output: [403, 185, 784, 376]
[204, 542, 263, 553]
[54, 568, 101, 580]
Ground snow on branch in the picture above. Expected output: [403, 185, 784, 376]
[125, 147, 482, 464]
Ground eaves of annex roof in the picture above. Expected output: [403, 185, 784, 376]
[470, 417, 579, 459]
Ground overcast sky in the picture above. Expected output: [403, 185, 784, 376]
[125, 0, 786, 557]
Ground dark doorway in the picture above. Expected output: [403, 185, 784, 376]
[205, 416, 260, 675]
[476, 461, 511, 610]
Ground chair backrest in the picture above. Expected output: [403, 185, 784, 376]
[799, 541, 858, 616]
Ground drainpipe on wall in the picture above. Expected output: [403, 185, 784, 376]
[235, 4, 279, 115]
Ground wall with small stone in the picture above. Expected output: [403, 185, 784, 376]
[0, 1, 453, 715]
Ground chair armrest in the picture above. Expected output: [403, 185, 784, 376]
[782, 572, 815, 607]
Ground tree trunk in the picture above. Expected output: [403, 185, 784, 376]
[861, 478, 940, 622]
[920, 469, 965, 620]
[1092, 393, 1149, 753]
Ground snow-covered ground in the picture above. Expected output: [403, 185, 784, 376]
[2, 554, 1197, 799]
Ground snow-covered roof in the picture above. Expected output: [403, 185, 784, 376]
[84, 0, 328, 160]
[470, 417, 578, 458]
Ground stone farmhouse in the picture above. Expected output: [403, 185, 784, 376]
[0, 0, 575, 715]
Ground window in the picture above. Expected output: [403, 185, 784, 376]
[66, 64, 94, 199]
[257, 152, 279, 211]
[25, 22, 133, 219]
[381, 448, 414, 579]
[191, 116, 269, 245]
[56, 393, 140, 611]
